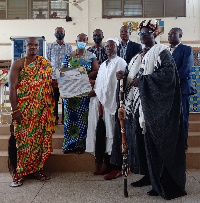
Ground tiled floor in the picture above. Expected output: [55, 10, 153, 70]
[0, 171, 200, 203]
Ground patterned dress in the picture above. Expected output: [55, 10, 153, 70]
[15, 55, 56, 177]
[62, 52, 96, 151]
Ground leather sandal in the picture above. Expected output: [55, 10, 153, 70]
[10, 176, 23, 187]
[30, 171, 50, 181]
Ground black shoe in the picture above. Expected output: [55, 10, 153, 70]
[185, 145, 188, 151]
[131, 175, 151, 187]
[147, 190, 159, 196]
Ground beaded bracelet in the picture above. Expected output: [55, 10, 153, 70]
[11, 109, 20, 116]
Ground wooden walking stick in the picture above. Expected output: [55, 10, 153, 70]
[118, 79, 129, 197]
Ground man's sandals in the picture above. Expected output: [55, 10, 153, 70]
[10, 175, 24, 187]
[29, 171, 50, 181]
[10, 171, 50, 187]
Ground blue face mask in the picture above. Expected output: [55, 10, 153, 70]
[77, 42, 87, 49]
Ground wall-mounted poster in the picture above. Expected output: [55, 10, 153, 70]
[190, 66, 200, 112]
[10, 36, 46, 63]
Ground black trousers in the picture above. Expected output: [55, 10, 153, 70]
[53, 87, 64, 121]
[181, 94, 189, 148]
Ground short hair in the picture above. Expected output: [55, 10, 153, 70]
[25, 37, 39, 45]
[77, 33, 88, 40]
[172, 27, 183, 36]
[120, 25, 130, 32]
[93, 29, 103, 35]
[55, 27, 65, 34]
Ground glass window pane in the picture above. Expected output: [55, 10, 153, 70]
[50, 0, 68, 19]
[144, 0, 164, 17]
[7, 0, 27, 19]
[165, 0, 186, 17]
[29, 0, 48, 19]
[124, 0, 142, 17]
[0, 0, 6, 19]
[103, 0, 122, 16]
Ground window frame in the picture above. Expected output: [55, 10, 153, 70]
[0, 0, 69, 19]
[102, 0, 186, 18]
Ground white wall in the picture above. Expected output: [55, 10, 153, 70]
[0, 0, 199, 60]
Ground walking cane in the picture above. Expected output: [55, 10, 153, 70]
[118, 79, 129, 197]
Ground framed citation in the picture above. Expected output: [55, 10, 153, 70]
[57, 67, 91, 98]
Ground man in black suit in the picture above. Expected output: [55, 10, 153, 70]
[117, 25, 142, 64]
[168, 28, 194, 150]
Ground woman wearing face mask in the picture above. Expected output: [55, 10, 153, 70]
[61, 33, 99, 154]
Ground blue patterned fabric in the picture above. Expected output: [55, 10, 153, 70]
[62, 53, 96, 151]
[189, 66, 200, 112]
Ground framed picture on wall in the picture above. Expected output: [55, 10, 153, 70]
[10, 36, 46, 63]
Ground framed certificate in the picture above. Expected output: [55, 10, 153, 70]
[57, 67, 92, 98]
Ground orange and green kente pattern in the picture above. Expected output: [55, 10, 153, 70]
[15, 55, 56, 177]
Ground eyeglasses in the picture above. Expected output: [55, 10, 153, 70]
[138, 31, 154, 36]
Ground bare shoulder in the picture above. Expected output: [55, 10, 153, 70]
[10, 58, 24, 71]
[69, 51, 76, 57]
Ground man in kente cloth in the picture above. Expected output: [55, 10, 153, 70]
[9, 37, 56, 187]
[117, 20, 187, 200]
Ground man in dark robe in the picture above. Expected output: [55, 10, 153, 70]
[116, 20, 187, 200]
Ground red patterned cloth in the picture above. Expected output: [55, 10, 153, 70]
[15, 55, 56, 177]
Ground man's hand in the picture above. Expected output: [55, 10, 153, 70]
[12, 111, 23, 125]
[88, 90, 96, 97]
[89, 79, 95, 88]
[52, 79, 58, 88]
[131, 78, 138, 87]
[118, 107, 126, 120]
[116, 70, 125, 80]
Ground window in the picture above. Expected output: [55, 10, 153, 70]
[102, 0, 186, 18]
[0, 0, 69, 19]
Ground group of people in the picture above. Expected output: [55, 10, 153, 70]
[9, 19, 194, 200]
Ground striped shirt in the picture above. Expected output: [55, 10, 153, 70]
[87, 45, 108, 65]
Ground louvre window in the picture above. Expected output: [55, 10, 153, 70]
[0, 0, 6, 19]
[103, 0, 186, 18]
[0, 0, 69, 19]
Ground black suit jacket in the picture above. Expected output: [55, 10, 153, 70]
[117, 40, 142, 64]
[172, 43, 194, 95]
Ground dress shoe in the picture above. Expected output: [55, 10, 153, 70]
[147, 189, 159, 196]
[104, 170, 122, 180]
[131, 175, 151, 187]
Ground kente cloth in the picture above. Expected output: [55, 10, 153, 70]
[15, 55, 56, 177]
[137, 47, 186, 199]
[86, 56, 127, 155]
[62, 53, 96, 151]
